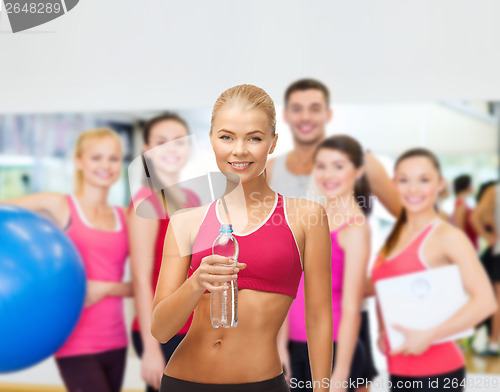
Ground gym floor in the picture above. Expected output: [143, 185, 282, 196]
[1, 352, 499, 392]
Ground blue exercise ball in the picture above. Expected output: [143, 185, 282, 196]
[0, 204, 86, 372]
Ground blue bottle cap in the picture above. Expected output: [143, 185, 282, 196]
[220, 224, 233, 233]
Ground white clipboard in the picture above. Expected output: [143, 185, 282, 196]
[375, 265, 474, 349]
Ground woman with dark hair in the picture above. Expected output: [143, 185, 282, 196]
[372, 148, 496, 391]
[286, 135, 371, 392]
[128, 113, 201, 392]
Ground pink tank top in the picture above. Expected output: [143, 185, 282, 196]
[371, 220, 465, 376]
[190, 193, 302, 298]
[55, 195, 129, 358]
[288, 219, 353, 342]
[130, 187, 200, 334]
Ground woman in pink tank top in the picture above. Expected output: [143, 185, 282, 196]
[371, 148, 496, 392]
[128, 113, 201, 392]
[151, 85, 334, 392]
[286, 135, 371, 392]
[2, 128, 132, 392]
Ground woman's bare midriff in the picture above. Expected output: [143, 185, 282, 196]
[164, 289, 293, 383]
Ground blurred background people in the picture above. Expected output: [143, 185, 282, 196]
[128, 113, 201, 392]
[1, 128, 133, 392]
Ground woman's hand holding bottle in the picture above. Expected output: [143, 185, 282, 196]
[193, 255, 246, 293]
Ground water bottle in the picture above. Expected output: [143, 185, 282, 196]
[210, 223, 239, 328]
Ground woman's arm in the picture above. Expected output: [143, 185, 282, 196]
[391, 226, 497, 356]
[112, 210, 133, 298]
[277, 315, 291, 381]
[363, 276, 375, 298]
[85, 281, 133, 307]
[108, 282, 133, 297]
[303, 203, 333, 392]
[128, 206, 161, 343]
[375, 305, 387, 355]
[470, 186, 496, 247]
[151, 217, 203, 343]
[128, 206, 165, 389]
[332, 224, 370, 383]
[0, 192, 68, 228]
[429, 228, 497, 340]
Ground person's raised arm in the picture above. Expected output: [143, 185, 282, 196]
[470, 186, 496, 247]
[391, 226, 497, 356]
[1, 192, 68, 228]
[303, 203, 333, 392]
[364, 152, 401, 218]
[332, 224, 370, 387]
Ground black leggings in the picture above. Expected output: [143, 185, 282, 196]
[358, 310, 378, 383]
[390, 367, 466, 392]
[132, 330, 186, 392]
[160, 373, 290, 392]
[55, 347, 127, 392]
[289, 339, 366, 392]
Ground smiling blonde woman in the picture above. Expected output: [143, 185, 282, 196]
[151, 85, 333, 392]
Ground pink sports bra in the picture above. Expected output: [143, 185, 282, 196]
[190, 193, 303, 298]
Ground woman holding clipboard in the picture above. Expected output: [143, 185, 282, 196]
[371, 148, 496, 392]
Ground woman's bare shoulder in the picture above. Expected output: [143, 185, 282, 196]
[423, 218, 472, 259]
[164, 204, 213, 257]
[170, 203, 210, 225]
[433, 218, 468, 242]
[284, 197, 325, 216]
[283, 197, 328, 235]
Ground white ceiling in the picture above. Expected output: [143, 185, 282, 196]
[1, 0, 500, 113]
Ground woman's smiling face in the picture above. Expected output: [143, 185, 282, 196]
[75, 136, 122, 189]
[210, 105, 277, 184]
[144, 119, 190, 177]
[394, 156, 444, 214]
[314, 148, 361, 199]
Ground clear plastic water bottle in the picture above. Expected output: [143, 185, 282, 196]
[210, 223, 239, 328]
